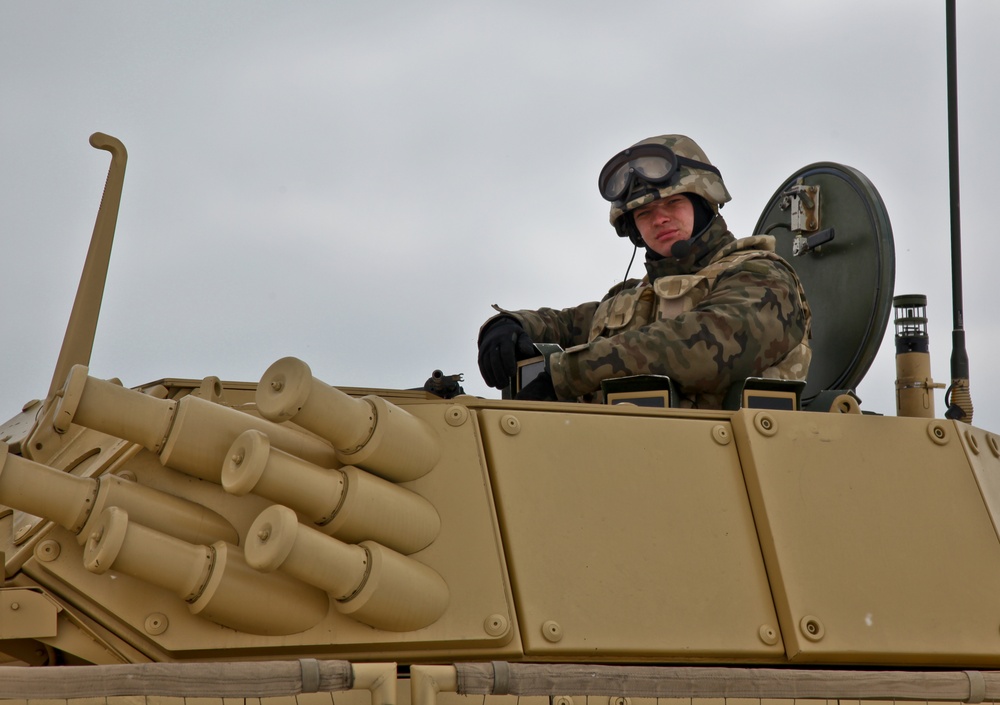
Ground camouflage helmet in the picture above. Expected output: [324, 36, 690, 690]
[601, 134, 732, 237]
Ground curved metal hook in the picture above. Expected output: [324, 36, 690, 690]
[47, 132, 129, 400]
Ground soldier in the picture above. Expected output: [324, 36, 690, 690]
[477, 134, 811, 408]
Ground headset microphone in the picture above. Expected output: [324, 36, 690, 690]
[670, 239, 693, 259]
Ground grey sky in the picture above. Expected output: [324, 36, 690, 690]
[2, 1, 998, 430]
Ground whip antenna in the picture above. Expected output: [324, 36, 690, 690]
[944, 0, 973, 421]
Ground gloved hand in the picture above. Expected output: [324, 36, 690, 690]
[515, 370, 558, 402]
[478, 316, 536, 389]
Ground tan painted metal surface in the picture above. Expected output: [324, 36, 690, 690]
[480, 406, 781, 660]
[733, 409, 1000, 665]
[6, 372, 1000, 666]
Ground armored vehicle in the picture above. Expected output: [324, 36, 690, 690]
[1, 21, 997, 698]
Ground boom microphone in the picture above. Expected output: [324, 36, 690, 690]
[670, 239, 692, 259]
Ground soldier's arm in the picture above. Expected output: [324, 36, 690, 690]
[498, 277, 645, 349]
[497, 301, 601, 349]
[547, 260, 808, 400]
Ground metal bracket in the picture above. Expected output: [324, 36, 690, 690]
[780, 179, 821, 232]
[780, 180, 824, 255]
[0, 587, 59, 639]
[792, 227, 836, 257]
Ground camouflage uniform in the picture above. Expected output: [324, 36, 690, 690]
[494, 215, 811, 408]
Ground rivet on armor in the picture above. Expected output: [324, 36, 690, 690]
[483, 613, 509, 637]
[35, 539, 60, 562]
[10, 603, 19, 611]
[965, 430, 981, 455]
[754, 412, 778, 437]
[553, 697, 573, 705]
[711, 424, 732, 446]
[799, 615, 825, 642]
[988, 434, 1000, 459]
[541, 619, 563, 642]
[927, 421, 949, 446]
[500, 414, 521, 436]
[609, 698, 631, 705]
[445, 405, 469, 427]
[144, 613, 169, 635]
[758, 624, 779, 645]
[115, 470, 137, 482]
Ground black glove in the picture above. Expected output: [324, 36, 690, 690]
[515, 370, 558, 402]
[478, 316, 536, 389]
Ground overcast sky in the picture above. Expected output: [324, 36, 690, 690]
[2, 1, 998, 432]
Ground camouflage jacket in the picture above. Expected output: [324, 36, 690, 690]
[498, 216, 811, 408]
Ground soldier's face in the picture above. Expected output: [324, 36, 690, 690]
[632, 195, 694, 257]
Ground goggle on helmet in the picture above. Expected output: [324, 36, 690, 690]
[600, 135, 732, 240]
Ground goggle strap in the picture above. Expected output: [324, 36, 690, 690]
[674, 155, 721, 178]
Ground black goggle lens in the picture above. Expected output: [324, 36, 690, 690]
[598, 145, 678, 202]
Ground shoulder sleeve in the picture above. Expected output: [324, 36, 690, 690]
[504, 301, 601, 349]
